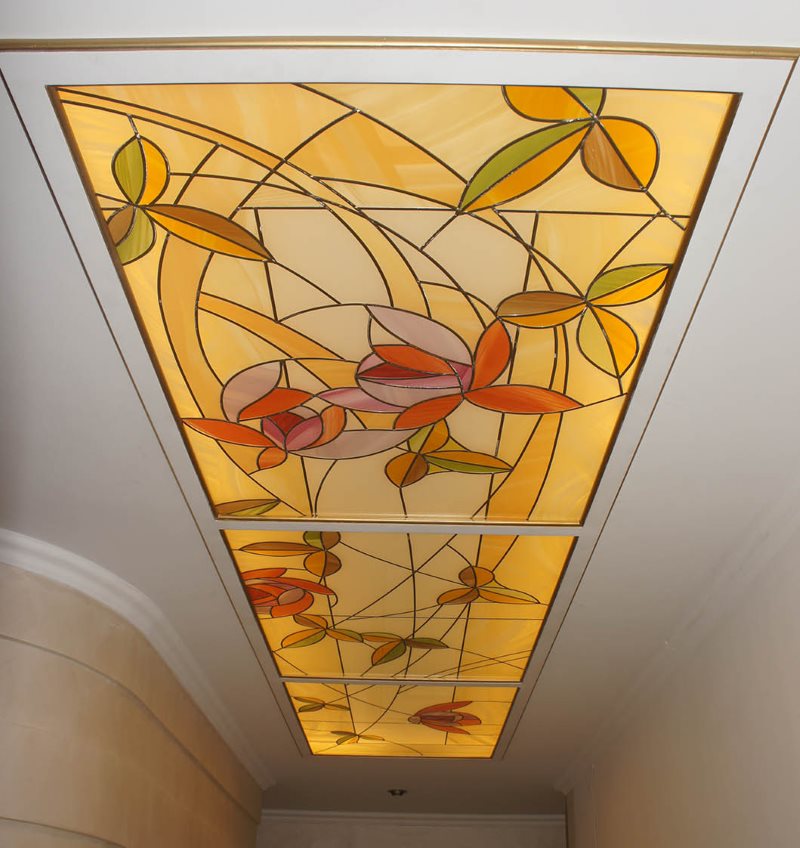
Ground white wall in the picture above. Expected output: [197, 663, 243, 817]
[566, 512, 800, 848]
[258, 812, 566, 848]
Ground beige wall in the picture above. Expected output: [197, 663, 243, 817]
[566, 525, 800, 848]
[0, 563, 261, 848]
[258, 812, 567, 848]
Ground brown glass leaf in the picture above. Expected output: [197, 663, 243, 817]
[215, 498, 280, 517]
[146, 204, 271, 260]
[581, 119, 659, 191]
[497, 291, 585, 328]
[385, 453, 429, 487]
[304, 550, 342, 578]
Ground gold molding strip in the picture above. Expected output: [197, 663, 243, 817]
[0, 36, 798, 59]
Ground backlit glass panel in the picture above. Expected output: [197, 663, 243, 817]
[285, 681, 516, 758]
[55, 83, 733, 525]
[226, 530, 574, 682]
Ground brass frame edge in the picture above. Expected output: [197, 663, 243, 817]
[0, 35, 798, 59]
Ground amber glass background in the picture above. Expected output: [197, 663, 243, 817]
[56, 83, 732, 527]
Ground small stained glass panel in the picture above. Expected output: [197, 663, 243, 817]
[285, 681, 516, 758]
[55, 83, 734, 525]
[226, 530, 574, 682]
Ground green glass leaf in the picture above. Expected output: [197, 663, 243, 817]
[371, 640, 407, 666]
[302, 530, 341, 550]
[298, 703, 323, 713]
[280, 629, 326, 649]
[586, 264, 670, 304]
[303, 531, 323, 549]
[405, 637, 448, 649]
[426, 450, 512, 475]
[407, 423, 435, 453]
[111, 136, 168, 205]
[568, 87, 605, 115]
[459, 119, 590, 211]
[577, 307, 639, 377]
[112, 138, 145, 203]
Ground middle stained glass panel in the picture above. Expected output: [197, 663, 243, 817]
[225, 530, 574, 682]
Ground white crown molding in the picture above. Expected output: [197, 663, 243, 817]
[261, 809, 565, 829]
[0, 527, 274, 789]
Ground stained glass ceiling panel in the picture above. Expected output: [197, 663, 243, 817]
[55, 83, 734, 525]
[226, 530, 574, 682]
[285, 681, 516, 758]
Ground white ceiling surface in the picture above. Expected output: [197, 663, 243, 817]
[2, 3, 800, 817]
[1, 0, 799, 48]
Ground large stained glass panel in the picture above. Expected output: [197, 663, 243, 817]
[55, 83, 733, 525]
[226, 530, 574, 682]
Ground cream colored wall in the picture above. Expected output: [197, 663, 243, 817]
[258, 812, 567, 848]
[566, 522, 800, 848]
[0, 563, 262, 848]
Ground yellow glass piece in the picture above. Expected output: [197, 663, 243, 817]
[226, 530, 573, 682]
[55, 83, 733, 524]
[285, 681, 516, 757]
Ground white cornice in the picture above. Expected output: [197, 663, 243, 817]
[0, 527, 274, 789]
[261, 809, 566, 828]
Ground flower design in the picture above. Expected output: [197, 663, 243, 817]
[384, 421, 512, 488]
[183, 361, 413, 468]
[330, 730, 385, 746]
[106, 134, 270, 264]
[241, 531, 343, 577]
[408, 700, 481, 734]
[436, 566, 540, 606]
[280, 613, 365, 649]
[320, 306, 581, 430]
[293, 696, 350, 714]
[460, 86, 661, 212]
[497, 264, 670, 378]
[242, 568, 334, 618]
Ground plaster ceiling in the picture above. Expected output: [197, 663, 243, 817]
[1, 1, 799, 816]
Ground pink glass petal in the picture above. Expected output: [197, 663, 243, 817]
[318, 387, 404, 413]
[297, 428, 414, 460]
[453, 362, 473, 388]
[356, 376, 460, 409]
[360, 374, 462, 390]
[221, 361, 282, 421]
[368, 306, 472, 365]
[261, 418, 288, 446]
[285, 416, 324, 451]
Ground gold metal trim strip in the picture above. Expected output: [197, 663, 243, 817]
[1, 35, 798, 59]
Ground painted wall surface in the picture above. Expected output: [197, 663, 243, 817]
[258, 814, 566, 848]
[563, 54, 800, 848]
[567, 517, 800, 848]
[0, 563, 261, 848]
